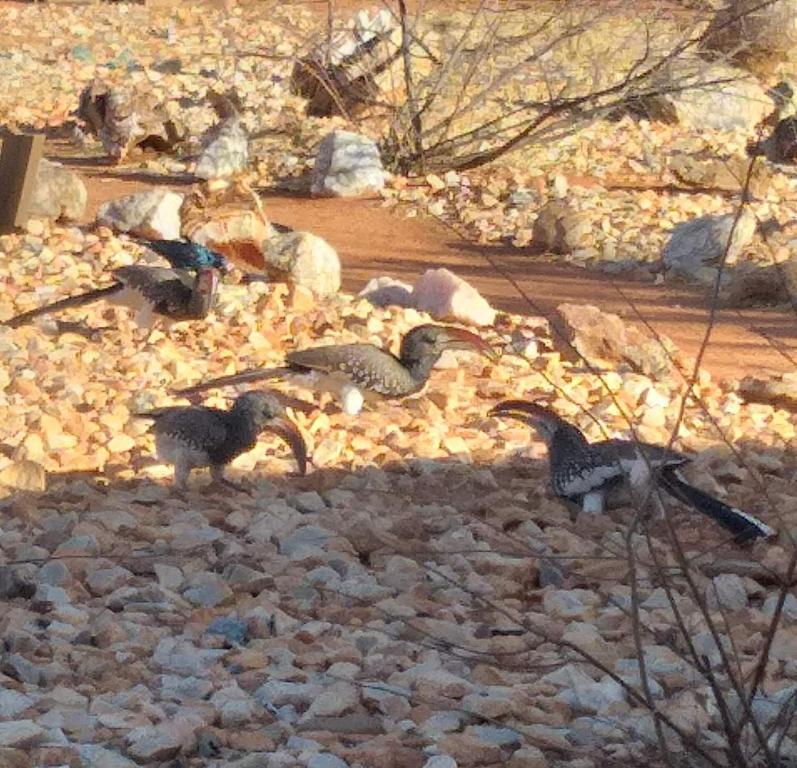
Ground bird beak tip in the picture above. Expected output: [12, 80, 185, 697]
[444, 328, 500, 361]
[267, 418, 308, 476]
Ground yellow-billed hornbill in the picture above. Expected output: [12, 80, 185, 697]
[172, 324, 500, 415]
[135, 390, 308, 490]
[3, 265, 220, 332]
[489, 400, 775, 542]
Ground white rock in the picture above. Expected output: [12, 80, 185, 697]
[311, 130, 386, 197]
[263, 230, 341, 296]
[0, 719, 45, 747]
[97, 188, 184, 240]
[78, 744, 138, 768]
[195, 115, 249, 180]
[0, 689, 35, 718]
[359, 276, 414, 308]
[707, 573, 748, 611]
[301, 681, 359, 719]
[662, 208, 757, 283]
[29, 159, 87, 221]
[423, 756, 458, 768]
[412, 268, 496, 326]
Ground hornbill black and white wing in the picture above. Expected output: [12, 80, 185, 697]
[489, 400, 775, 542]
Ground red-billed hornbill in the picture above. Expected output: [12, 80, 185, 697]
[172, 324, 500, 415]
[489, 400, 775, 542]
[3, 265, 220, 332]
[135, 390, 308, 490]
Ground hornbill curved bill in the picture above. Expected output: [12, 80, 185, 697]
[173, 324, 500, 415]
[135, 390, 308, 490]
[488, 400, 775, 542]
[3, 265, 220, 331]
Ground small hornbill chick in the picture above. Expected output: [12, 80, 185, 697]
[489, 400, 775, 542]
[173, 324, 500, 415]
[3, 265, 220, 331]
[136, 390, 308, 490]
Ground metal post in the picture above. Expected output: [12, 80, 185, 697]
[0, 132, 45, 233]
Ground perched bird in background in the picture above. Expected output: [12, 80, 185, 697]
[3, 266, 220, 332]
[489, 400, 775, 542]
[135, 390, 309, 490]
[137, 239, 230, 273]
[173, 324, 500, 415]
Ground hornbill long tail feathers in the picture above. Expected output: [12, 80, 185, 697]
[175, 366, 294, 398]
[488, 399, 775, 542]
[4, 266, 219, 330]
[658, 468, 775, 541]
[4, 284, 123, 328]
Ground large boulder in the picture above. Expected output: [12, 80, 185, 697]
[662, 208, 757, 284]
[97, 188, 184, 240]
[28, 159, 87, 221]
[669, 153, 772, 197]
[531, 200, 593, 254]
[556, 303, 676, 379]
[359, 269, 496, 326]
[195, 95, 249, 181]
[635, 59, 773, 133]
[700, 0, 797, 77]
[262, 229, 341, 297]
[412, 268, 496, 327]
[311, 130, 387, 197]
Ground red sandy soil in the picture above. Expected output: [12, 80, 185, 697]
[66, 155, 797, 384]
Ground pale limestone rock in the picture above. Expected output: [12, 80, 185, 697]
[195, 115, 249, 180]
[263, 230, 341, 297]
[412, 268, 496, 327]
[311, 130, 386, 197]
[663, 208, 757, 283]
[29, 159, 87, 222]
[97, 189, 184, 240]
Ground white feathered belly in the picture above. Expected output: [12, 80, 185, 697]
[155, 434, 211, 469]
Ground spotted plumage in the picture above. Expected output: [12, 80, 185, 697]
[136, 390, 307, 489]
[172, 324, 499, 415]
[489, 400, 775, 542]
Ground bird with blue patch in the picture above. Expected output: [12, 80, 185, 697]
[3, 239, 228, 334]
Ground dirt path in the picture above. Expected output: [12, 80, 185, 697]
[69, 159, 796, 383]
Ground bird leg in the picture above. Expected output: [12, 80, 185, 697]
[210, 464, 247, 492]
[173, 458, 191, 492]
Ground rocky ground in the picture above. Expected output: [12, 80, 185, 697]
[0, 2, 796, 768]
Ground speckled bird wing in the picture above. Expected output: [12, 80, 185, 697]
[113, 266, 193, 316]
[287, 343, 417, 396]
[591, 439, 688, 469]
[146, 406, 229, 453]
[550, 439, 688, 499]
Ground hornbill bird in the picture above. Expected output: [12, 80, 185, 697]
[173, 324, 500, 415]
[489, 400, 775, 542]
[3, 265, 221, 331]
[135, 390, 308, 490]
